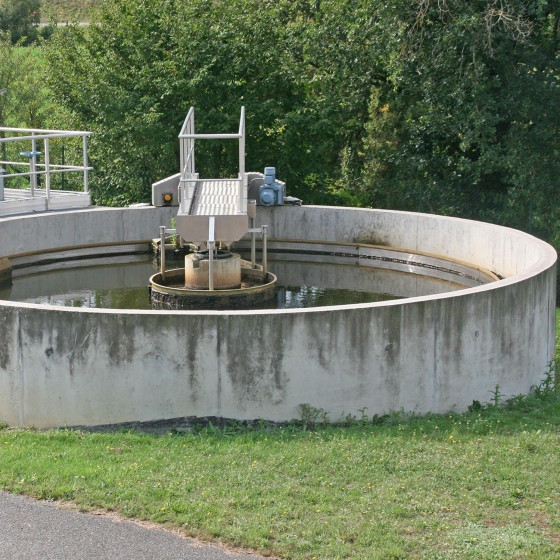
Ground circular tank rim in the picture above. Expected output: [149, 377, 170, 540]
[0, 205, 556, 316]
[0, 204, 556, 427]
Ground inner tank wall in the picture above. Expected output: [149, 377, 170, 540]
[0, 205, 556, 427]
[254, 206, 548, 278]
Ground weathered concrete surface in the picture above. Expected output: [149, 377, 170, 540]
[0, 257, 11, 288]
[254, 206, 548, 277]
[0, 206, 556, 427]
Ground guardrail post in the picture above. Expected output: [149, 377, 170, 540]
[83, 135, 89, 193]
[0, 168, 5, 202]
[238, 106, 245, 213]
[31, 132, 38, 190]
[160, 225, 166, 281]
[44, 138, 51, 209]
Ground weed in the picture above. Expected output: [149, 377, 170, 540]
[532, 361, 556, 399]
[297, 403, 329, 429]
[468, 400, 482, 413]
[169, 217, 177, 246]
[489, 384, 504, 407]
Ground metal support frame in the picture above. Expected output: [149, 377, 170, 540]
[177, 108, 247, 291]
[250, 217, 256, 269]
[208, 216, 215, 291]
[159, 226, 180, 282]
[248, 224, 269, 276]
[159, 226, 166, 281]
[262, 225, 268, 276]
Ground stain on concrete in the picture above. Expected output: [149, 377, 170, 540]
[354, 236, 389, 247]
[222, 314, 289, 407]
[0, 308, 14, 371]
[101, 316, 134, 367]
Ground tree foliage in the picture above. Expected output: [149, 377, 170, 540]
[0, 31, 49, 129]
[0, 0, 41, 45]
[43, 0, 560, 249]
[359, 0, 560, 243]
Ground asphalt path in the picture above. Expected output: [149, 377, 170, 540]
[0, 491, 270, 560]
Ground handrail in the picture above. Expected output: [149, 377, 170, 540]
[179, 133, 242, 139]
[0, 132, 94, 142]
[179, 107, 245, 182]
[178, 106, 195, 138]
[0, 126, 93, 205]
[0, 126, 92, 135]
[0, 167, 93, 179]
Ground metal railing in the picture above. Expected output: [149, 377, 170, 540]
[178, 106, 246, 214]
[0, 127, 93, 205]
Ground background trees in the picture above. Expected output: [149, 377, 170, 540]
[358, 0, 560, 245]
[0, 31, 49, 129]
[40, 0, 560, 248]
[0, 0, 41, 44]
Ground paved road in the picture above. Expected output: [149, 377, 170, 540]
[0, 491, 268, 560]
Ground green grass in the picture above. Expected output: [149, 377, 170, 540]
[0, 314, 558, 559]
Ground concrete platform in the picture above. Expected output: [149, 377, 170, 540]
[0, 188, 91, 216]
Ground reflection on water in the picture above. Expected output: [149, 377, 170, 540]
[268, 285, 394, 309]
[0, 257, 401, 310]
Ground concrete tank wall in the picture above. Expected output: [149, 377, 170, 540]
[0, 205, 556, 427]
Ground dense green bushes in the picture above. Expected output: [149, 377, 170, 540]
[36, 0, 560, 251]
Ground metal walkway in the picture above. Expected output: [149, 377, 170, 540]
[189, 180, 240, 216]
[0, 126, 93, 217]
[174, 107, 249, 246]
[0, 188, 90, 216]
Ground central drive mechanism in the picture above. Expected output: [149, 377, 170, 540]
[185, 250, 241, 290]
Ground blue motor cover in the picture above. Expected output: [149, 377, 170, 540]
[259, 167, 283, 206]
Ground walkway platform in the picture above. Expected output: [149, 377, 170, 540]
[171, 107, 250, 246]
[0, 188, 91, 217]
[189, 179, 241, 216]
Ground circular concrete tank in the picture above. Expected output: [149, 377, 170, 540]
[0, 205, 556, 428]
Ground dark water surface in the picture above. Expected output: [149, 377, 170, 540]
[0, 257, 400, 310]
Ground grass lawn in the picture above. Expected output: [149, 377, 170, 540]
[0, 312, 558, 559]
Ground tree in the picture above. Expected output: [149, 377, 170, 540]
[44, 0, 389, 205]
[357, 0, 560, 241]
[43, 0, 560, 251]
[0, 0, 40, 45]
[45, 0, 311, 204]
